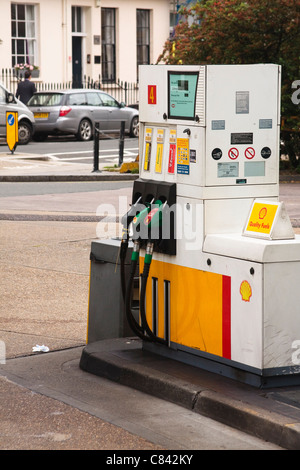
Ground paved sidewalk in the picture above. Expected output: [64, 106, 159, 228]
[0, 151, 138, 181]
[1, 150, 300, 450]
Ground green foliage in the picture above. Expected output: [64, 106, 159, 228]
[158, 0, 300, 167]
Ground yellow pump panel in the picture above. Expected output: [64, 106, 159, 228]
[140, 258, 231, 359]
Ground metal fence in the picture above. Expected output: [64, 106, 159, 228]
[0, 68, 139, 106]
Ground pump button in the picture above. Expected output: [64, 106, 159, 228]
[261, 147, 272, 159]
[212, 148, 222, 160]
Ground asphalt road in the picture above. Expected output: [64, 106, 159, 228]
[0, 180, 133, 198]
[0, 135, 139, 166]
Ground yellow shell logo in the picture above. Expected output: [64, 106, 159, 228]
[240, 281, 252, 302]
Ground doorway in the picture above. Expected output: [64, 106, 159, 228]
[72, 36, 82, 87]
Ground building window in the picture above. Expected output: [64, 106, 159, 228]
[11, 3, 37, 67]
[101, 8, 116, 82]
[137, 9, 150, 78]
[72, 6, 82, 33]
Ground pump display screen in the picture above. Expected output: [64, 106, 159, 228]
[168, 72, 199, 120]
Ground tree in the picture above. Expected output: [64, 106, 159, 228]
[158, 0, 300, 167]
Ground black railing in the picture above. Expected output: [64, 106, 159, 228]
[0, 68, 139, 107]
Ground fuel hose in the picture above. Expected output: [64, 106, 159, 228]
[124, 241, 150, 341]
[139, 242, 168, 346]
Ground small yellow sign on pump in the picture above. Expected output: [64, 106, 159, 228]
[6, 111, 18, 153]
[246, 201, 278, 235]
[243, 199, 295, 240]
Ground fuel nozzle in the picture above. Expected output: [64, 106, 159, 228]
[131, 198, 155, 242]
[144, 200, 162, 229]
[143, 199, 168, 247]
[121, 196, 142, 231]
[120, 198, 143, 268]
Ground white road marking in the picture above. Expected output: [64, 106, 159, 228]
[44, 147, 138, 161]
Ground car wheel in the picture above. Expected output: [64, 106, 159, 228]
[129, 116, 139, 138]
[77, 119, 93, 141]
[18, 121, 32, 145]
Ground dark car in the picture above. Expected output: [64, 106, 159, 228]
[27, 89, 139, 141]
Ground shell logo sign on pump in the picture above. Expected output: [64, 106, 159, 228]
[243, 199, 295, 240]
[240, 280, 252, 302]
[246, 202, 277, 235]
[244, 200, 279, 238]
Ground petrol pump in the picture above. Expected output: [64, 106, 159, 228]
[121, 64, 300, 387]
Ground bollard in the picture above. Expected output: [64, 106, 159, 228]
[118, 120, 125, 167]
[93, 122, 101, 172]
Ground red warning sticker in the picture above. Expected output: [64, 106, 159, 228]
[228, 147, 239, 160]
[245, 147, 255, 159]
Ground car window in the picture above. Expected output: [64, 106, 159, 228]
[28, 94, 63, 106]
[67, 93, 87, 106]
[86, 93, 102, 106]
[100, 93, 119, 107]
[0, 86, 6, 104]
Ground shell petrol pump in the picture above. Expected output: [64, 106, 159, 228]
[121, 64, 300, 388]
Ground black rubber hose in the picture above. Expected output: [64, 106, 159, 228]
[139, 262, 168, 346]
[120, 238, 128, 302]
[125, 259, 151, 341]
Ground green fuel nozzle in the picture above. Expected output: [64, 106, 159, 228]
[143, 200, 163, 230]
[130, 197, 154, 241]
[131, 198, 167, 250]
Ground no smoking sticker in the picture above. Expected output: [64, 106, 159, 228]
[245, 147, 255, 159]
[228, 147, 239, 160]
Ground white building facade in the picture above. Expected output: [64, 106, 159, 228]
[0, 0, 170, 86]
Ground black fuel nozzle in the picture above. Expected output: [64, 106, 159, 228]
[121, 196, 142, 231]
[130, 198, 155, 244]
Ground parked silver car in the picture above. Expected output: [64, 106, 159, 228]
[27, 89, 139, 141]
[0, 83, 35, 145]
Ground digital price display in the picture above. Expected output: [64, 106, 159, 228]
[168, 72, 198, 120]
